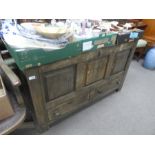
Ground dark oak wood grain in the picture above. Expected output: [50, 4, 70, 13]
[23, 41, 137, 131]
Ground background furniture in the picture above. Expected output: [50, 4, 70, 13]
[0, 55, 26, 134]
[134, 39, 147, 60]
[126, 19, 148, 60]
[142, 19, 155, 45]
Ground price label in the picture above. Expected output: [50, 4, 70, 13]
[83, 41, 93, 52]
[28, 76, 36, 81]
[130, 32, 139, 39]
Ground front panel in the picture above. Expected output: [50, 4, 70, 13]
[43, 65, 76, 102]
[85, 56, 109, 85]
[111, 49, 130, 75]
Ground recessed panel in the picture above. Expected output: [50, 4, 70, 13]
[86, 57, 108, 85]
[112, 49, 130, 75]
[44, 66, 75, 102]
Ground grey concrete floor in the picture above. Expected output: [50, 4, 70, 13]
[12, 60, 155, 135]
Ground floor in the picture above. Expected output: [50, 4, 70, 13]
[12, 60, 155, 135]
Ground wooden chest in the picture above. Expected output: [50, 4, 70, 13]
[20, 41, 137, 131]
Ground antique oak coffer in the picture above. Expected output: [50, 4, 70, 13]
[4, 34, 138, 131]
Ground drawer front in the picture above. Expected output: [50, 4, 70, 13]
[48, 89, 90, 122]
[96, 78, 120, 94]
[48, 98, 76, 121]
[94, 74, 123, 100]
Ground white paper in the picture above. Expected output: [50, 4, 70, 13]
[83, 41, 93, 51]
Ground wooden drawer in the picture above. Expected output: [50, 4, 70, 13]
[48, 98, 76, 121]
[97, 78, 120, 93]
[94, 74, 123, 99]
[47, 89, 90, 122]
